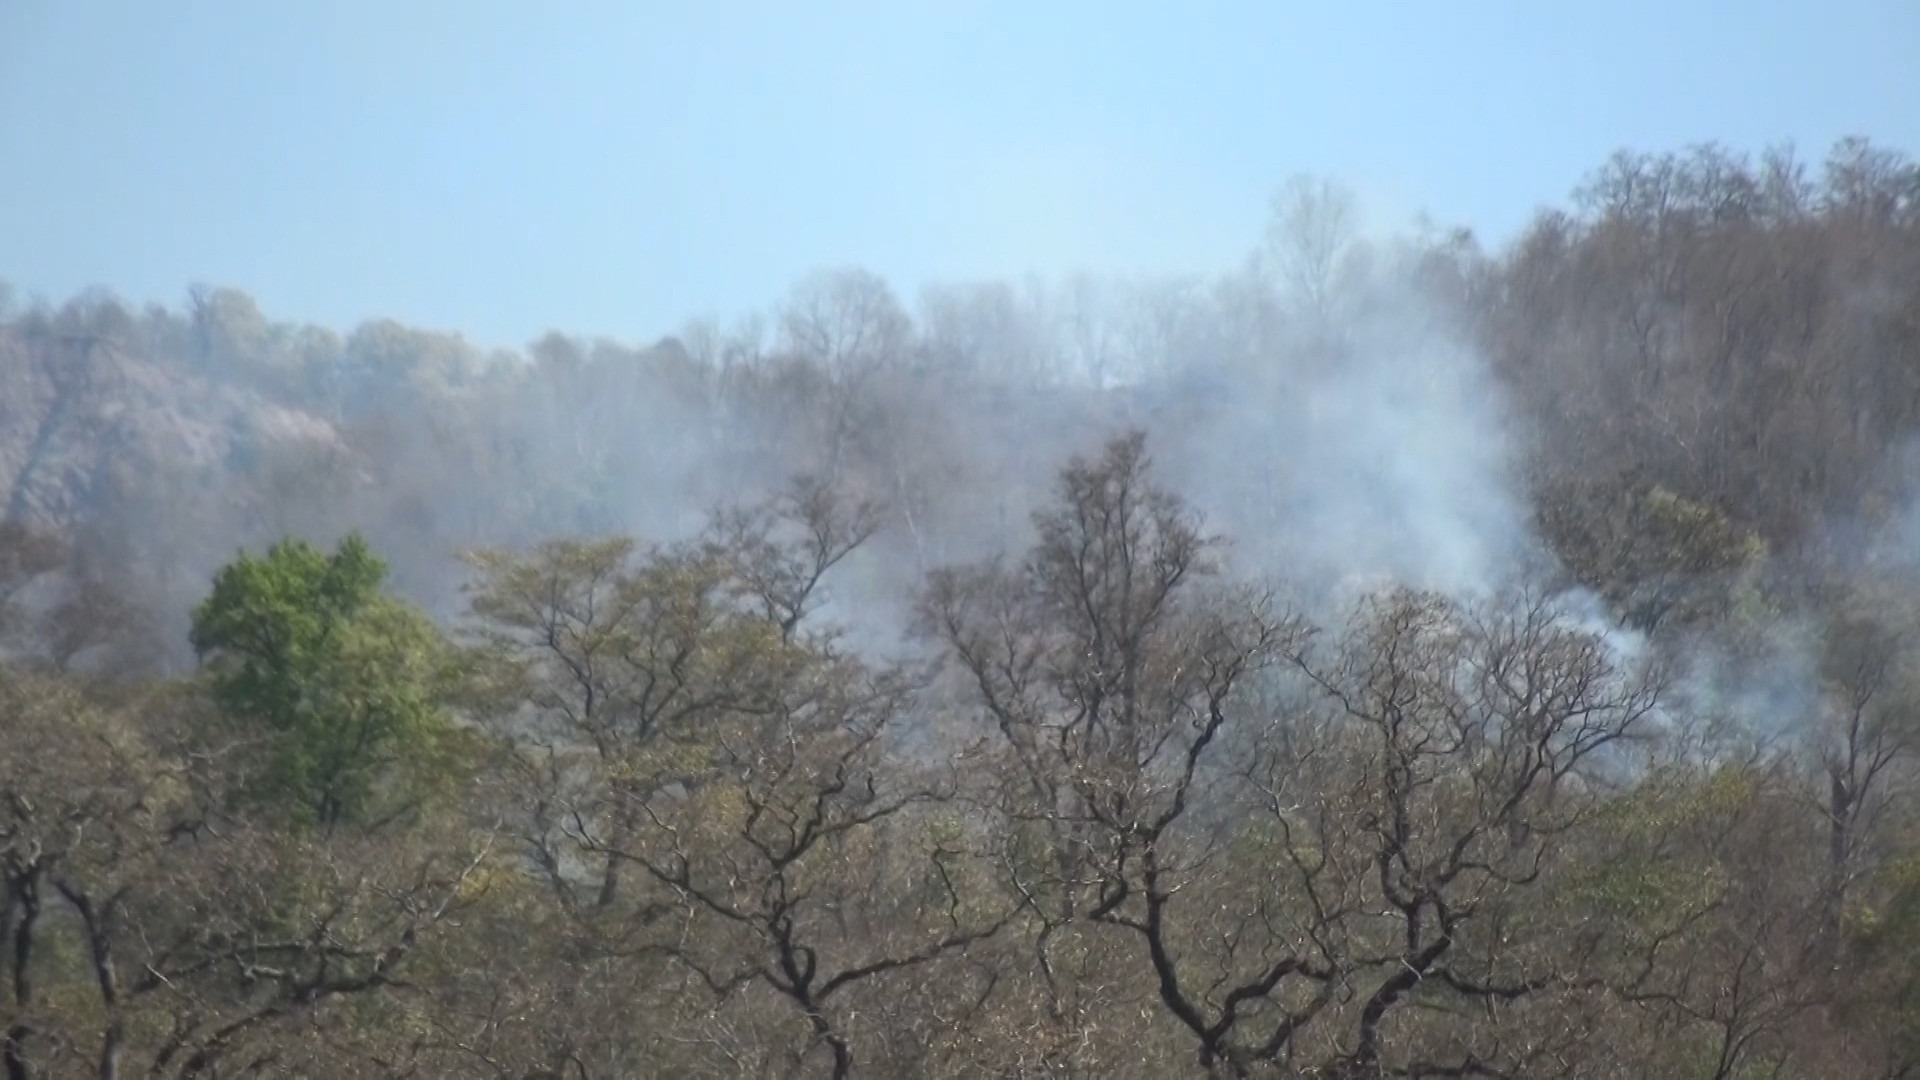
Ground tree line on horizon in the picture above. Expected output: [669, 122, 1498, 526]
[2, 137, 1920, 1076]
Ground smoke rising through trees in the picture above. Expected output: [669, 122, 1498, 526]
[4, 139, 1920, 1076]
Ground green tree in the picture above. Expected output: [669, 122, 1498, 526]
[190, 533, 457, 828]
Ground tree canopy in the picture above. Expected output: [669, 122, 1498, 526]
[190, 533, 457, 827]
[4, 138, 1920, 1076]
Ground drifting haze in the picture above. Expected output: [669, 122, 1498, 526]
[0, 184, 1567, 672]
[9, 13, 1920, 1073]
[2, 8, 1916, 741]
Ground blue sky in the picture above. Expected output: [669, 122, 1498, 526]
[1, 1, 1915, 349]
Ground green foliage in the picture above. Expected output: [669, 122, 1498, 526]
[1540, 476, 1769, 632]
[1845, 853, 1920, 1062]
[1570, 765, 1752, 922]
[7, 136, 1920, 1076]
[190, 533, 461, 828]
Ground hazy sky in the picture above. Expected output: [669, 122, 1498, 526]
[2, 1, 1914, 349]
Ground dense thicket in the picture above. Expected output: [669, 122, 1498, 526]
[4, 139, 1920, 1077]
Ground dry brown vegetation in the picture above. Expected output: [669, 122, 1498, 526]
[5, 139, 1920, 1077]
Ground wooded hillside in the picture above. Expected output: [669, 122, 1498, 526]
[4, 139, 1920, 1078]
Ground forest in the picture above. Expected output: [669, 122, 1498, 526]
[3, 138, 1920, 1078]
